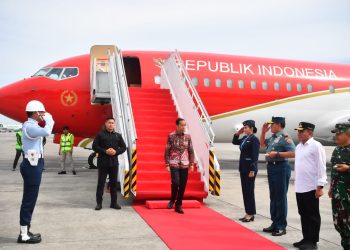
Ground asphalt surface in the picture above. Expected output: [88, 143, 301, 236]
[0, 133, 342, 249]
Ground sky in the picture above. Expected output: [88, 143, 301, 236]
[0, 0, 349, 123]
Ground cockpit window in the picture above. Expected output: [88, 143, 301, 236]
[33, 68, 50, 76]
[46, 68, 63, 80]
[61, 68, 78, 79]
[32, 67, 79, 80]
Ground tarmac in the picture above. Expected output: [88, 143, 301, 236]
[0, 133, 342, 249]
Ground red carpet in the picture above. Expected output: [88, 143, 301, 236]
[134, 204, 285, 250]
[129, 87, 207, 201]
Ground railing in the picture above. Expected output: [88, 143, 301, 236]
[108, 48, 138, 197]
[160, 51, 221, 195]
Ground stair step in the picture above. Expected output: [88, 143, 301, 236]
[133, 109, 177, 116]
[134, 115, 178, 123]
[137, 137, 168, 145]
[138, 180, 204, 190]
[131, 98, 174, 106]
[137, 171, 201, 181]
[132, 103, 174, 110]
[135, 190, 208, 201]
[129, 87, 170, 94]
[145, 200, 201, 209]
[135, 122, 174, 130]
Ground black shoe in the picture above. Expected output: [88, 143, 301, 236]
[242, 216, 254, 222]
[299, 242, 318, 250]
[271, 229, 286, 236]
[263, 225, 275, 233]
[17, 234, 41, 244]
[239, 216, 246, 221]
[28, 225, 41, 238]
[293, 239, 306, 247]
[12, 168, 16, 171]
[95, 204, 102, 210]
[167, 201, 174, 209]
[58, 171, 66, 174]
[175, 206, 184, 214]
[72, 170, 76, 175]
[110, 203, 121, 209]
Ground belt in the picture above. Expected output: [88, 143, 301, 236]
[267, 161, 287, 165]
[24, 154, 43, 159]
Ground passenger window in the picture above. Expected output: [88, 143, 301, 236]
[238, 80, 244, 89]
[227, 79, 233, 88]
[262, 81, 268, 90]
[191, 77, 198, 86]
[154, 75, 161, 84]
[215, 79, 222, 87]
[61, 68, 78, 79]
[204, 78, 210, 87]
[307, 83, 313, 92]
[46, 68, 63, 80]
[286, 82, 292, 92]
[250, 80, 257, 89]
[329, 84, 335, 93]
[296, 83, 302, 92]
[274, 82, 280, 91]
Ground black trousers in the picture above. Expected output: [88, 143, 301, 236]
[240, 172, 256, 215]
[296, 190, 321, 243]
[13, 149, 24, 169]
[96, 165, 118, 205]
[170, 167, 188, 206]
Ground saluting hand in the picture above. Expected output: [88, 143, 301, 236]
[236, 127, 244, 135]
[261, 123, 270, 133]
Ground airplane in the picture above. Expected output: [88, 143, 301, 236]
[0, 48, 349, 152]
[0, 123, 21, 133]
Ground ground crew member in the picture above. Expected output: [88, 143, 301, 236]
[58, 126, 75, 175]
[328, 121, 350, 250]
[293, 122, 327, 250]
[93, 117, 126, 210]
[17, 100, 54, 244]
[12, 128, 24, 171]
[232, 120, 260, 223]
[260, 116, 295, 236]
[164, 118, 195, 214]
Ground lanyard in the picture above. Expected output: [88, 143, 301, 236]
[240, 135, 252, 150]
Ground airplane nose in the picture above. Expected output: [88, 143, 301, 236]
[0, 82, 27, 122]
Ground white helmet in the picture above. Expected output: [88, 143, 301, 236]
[25, 100, 46, 112]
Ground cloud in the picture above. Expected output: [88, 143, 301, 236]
[0, 0, 349, 87]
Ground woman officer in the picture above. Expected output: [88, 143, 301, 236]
[232, 120, 260, 222]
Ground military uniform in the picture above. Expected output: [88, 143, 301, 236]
[330, 122, 350, 250]
[264, 117, 295, 234]
[232, 120, 260, 217]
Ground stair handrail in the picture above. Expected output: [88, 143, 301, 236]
[159, 51, 221, 195]
[107, 52, 131, 197]
[172, 51, 215, 146]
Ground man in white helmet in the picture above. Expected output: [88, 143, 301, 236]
[17, 100, 54, 244]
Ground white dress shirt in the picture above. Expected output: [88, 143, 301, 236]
[295, 137, 327, 193]
[22, 114, 54, 157]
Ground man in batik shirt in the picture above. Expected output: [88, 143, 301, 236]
[164, 118, 194, 214]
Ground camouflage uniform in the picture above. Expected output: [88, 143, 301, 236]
[330, 122, 350, 249]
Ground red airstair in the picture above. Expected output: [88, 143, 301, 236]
[129, 87, 208, 201]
